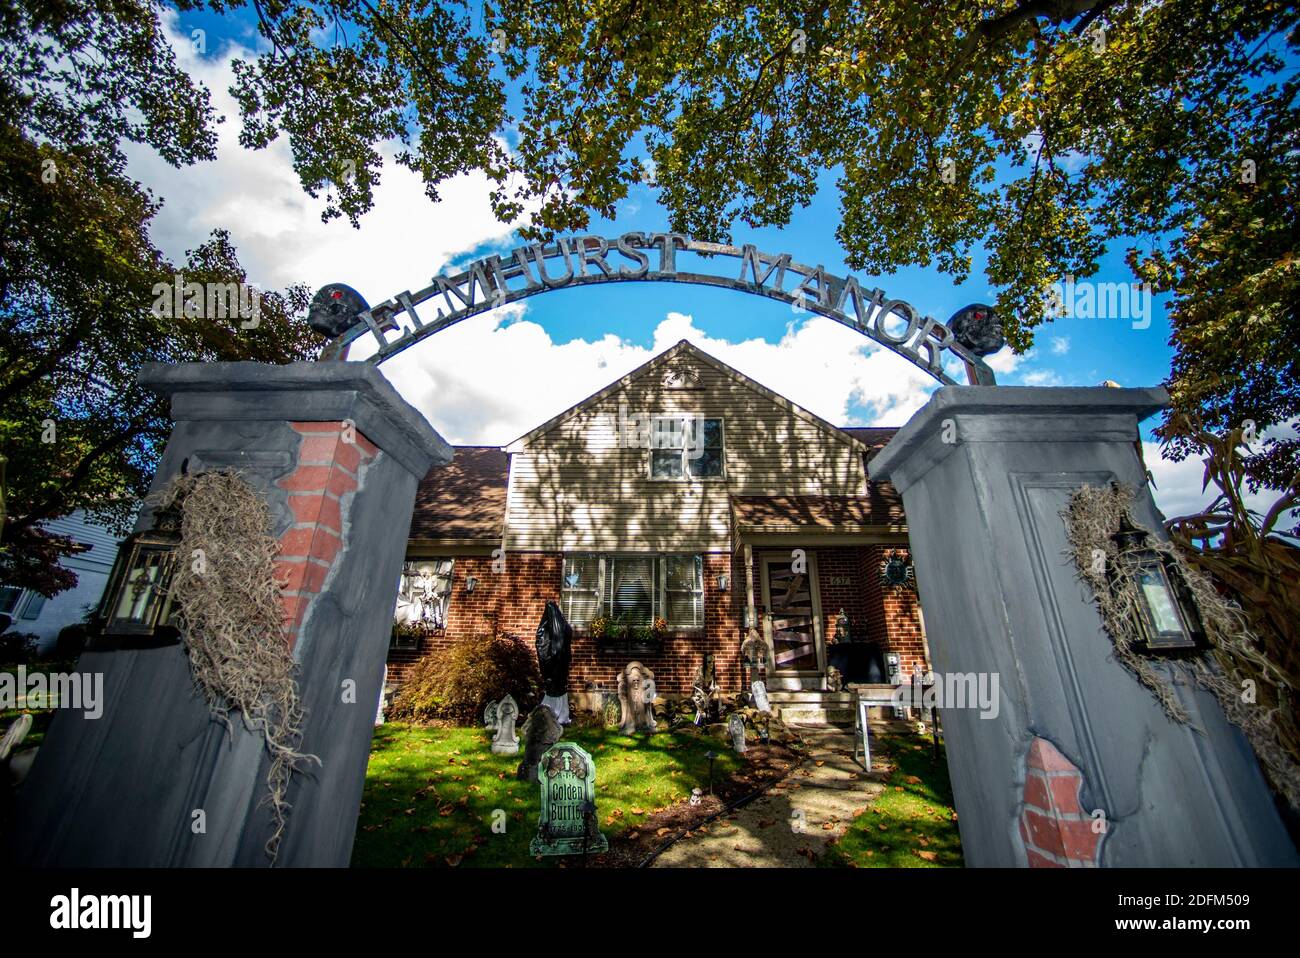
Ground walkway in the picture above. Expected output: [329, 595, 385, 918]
[651, 723, 888, 867]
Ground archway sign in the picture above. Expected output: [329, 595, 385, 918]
[320, 233, 1000, 386]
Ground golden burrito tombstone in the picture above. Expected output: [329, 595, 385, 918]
[529, 742, 607, 856]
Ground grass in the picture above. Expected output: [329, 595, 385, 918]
[351, 719, 741, 867]
[822, 726, 964, 868]
[1, 660, 76, 750]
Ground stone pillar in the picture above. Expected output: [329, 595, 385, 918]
[870, 386, 1298, 867]
[9, 362, 450, 867]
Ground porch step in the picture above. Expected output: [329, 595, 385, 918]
[767, 690, 854, 727]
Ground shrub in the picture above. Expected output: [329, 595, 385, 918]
[0, 630, 38, 666]
[391, 632, 541, 723]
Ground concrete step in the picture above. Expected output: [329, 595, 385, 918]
[775, 704, 855, 726]
[768, 690, 854, 705]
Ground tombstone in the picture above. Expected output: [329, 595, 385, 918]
[0, 713, 33, 763]
[617, 661, 658, 734]
[483, 699, 499, 733]
[751, 680, 771, 714]
[728, 714, 747, 754]
[491, 694, 520, 755]
[374, 664, 389, 727]
[529, 742, 608, 856]
[516, 705, 562, 783]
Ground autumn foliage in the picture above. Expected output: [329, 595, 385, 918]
[390, 633, 542, 723]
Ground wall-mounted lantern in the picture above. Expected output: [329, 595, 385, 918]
[716, 573, 730, 592]
[465, 574, 478, 593]
[1110, 513, 1206, 653]
[89, 500, 184, 649]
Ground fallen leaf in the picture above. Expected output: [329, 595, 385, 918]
[917, 850, 938, 862]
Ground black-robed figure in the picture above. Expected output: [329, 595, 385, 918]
[535, 601, 573, 723]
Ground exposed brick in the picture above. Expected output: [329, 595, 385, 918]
[1020, 735, 1105, 867]
[277, 559, 329, 594]
[1027, 737, 1078, 774]
[1021, 807, 1066, 857]
[278, 465, 337, 493]
[1048, 772, 1085, 816]
[1025, 848, 1066, 868]
[1023, 770, 1052, 812]
[287, 493, 343, 532]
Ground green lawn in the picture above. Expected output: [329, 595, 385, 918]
[351, 720, 742, 867]
[1, 661, 75, 750]
[823, 727, 964, 868]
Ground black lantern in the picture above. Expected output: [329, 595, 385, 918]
[89, 499, 183, 649]
[1110, 512, 1206, 653]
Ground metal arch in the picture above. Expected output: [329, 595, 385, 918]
[322, 233, 997, 386]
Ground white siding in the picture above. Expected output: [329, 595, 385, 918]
[505, 351, 867, 552]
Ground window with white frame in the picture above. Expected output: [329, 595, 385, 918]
[0, 584, 25, 617]
[650, 417, 724, 479]
[561, 554, 705, 629]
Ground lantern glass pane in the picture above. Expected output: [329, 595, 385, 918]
[1137, 562, 1184, 637]
[113, 551, 165, 626]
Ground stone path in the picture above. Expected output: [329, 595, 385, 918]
[652, 723, 887, 868]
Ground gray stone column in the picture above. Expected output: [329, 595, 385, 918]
[870, 386, 1297, 867]
[9, 363, 450, 867]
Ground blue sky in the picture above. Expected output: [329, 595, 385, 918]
[134, 6, 1235, 521]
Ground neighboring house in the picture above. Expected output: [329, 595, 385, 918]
[0, 510, 124, 654]
[387, 340, 929, 716]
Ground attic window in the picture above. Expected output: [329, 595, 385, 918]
[650, 417, 724, 479]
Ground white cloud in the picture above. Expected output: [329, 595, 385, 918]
[375, 310, 938, 446]
[125, 13, 526, 299]
[1050, 336, 1071, 355]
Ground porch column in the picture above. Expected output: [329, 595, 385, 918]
[870, 386, 1297, 867]
[9, 362, 450, 867]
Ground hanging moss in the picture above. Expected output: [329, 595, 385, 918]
[1062, 483, 1298, 810]
[155, 470, 318, 863]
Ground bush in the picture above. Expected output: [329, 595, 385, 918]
[0, 630, 38, 666]
[54, 623, 89, 660]
[390, 632, 542, 723]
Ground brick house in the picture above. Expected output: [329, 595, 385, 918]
[386, 340, 929, 717]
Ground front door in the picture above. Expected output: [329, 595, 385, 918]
[760, 553, 825, 687]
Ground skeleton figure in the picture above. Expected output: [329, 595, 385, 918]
[947, 303, 1005, 357]
[691, 653, 719, 725]
[306, 282, 375, 352]
[617, 661, 658, 734]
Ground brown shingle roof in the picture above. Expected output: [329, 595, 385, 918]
[731, 490, 905, 531]
[409, 446, 509, 542]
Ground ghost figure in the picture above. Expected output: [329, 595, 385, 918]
[535, 600, 573, 724]
[617, 661, 658, 735]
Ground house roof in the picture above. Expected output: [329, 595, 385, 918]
[504, 339, 872, 455]
[409, 446, 509, 543]
[409, 344, 908, 542]
[731, 487, 906, 533]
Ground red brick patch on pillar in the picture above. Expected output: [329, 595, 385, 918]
[276, 422, 378, 650]
[1019, 736, 1105, 867]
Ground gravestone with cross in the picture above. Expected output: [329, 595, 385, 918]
[529, 742, 607, 856]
